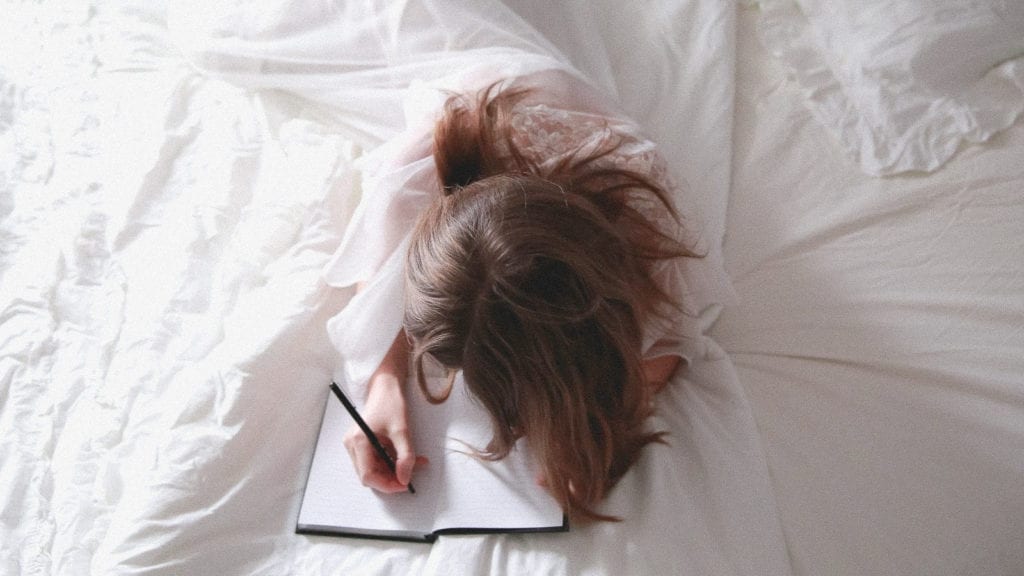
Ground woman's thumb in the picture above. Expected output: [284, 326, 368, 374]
[391, 434, 416, 485]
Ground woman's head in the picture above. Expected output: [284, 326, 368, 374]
[404, 174, 660, 520]
[402, 82, 693, 520]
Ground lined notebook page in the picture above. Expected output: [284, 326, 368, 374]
[296, 389, 445, 537]
[297, 376, 563, 538]
[432, 384, 564, 532]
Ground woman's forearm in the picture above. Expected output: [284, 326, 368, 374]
[346, 325, 420, 492]
[355, 280, 410, 394]
[370, 329, 410, 391]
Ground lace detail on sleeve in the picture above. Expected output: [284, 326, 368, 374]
[510, 105, 670, 185]
[509, 104, 680, 230]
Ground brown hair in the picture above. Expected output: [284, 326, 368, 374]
[403, 82, 696, 521]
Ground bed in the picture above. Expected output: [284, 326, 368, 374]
[1, 1, 1022, 575]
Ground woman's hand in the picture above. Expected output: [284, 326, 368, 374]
[342, 330, 427, 493]
[642, 354, 681, 393]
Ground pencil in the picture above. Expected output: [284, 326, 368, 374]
[330, 382, 416, 494]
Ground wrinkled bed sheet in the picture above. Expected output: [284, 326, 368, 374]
[710, 8, 1024, 576]
[1, 2, 794, 575]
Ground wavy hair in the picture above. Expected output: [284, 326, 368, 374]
[403, 82, 697, 521]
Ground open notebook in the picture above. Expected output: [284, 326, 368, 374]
[296, 377, 567, 543]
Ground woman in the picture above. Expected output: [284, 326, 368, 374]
[167, 0, 735, 531]
[339, 73, 703, 521]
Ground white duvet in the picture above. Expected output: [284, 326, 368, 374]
[1, 1, 790, 575]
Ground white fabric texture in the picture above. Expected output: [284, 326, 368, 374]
[755, 0, 1024, 175]
[3, 1, 792, 575]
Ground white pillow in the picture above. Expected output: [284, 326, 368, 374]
[756, 0, 1024, 175]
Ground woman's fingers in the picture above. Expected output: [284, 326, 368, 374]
[343, 425, 427, 493]
[390, 426, 416, 486]
[343, 428, 398, 492]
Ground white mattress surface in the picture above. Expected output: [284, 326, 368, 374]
[711, 8, 1024, 575]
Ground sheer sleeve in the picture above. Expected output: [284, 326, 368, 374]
[321, 81, 446, 398]
[321, 126, 437, 396]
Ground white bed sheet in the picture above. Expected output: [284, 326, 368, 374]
[711, 8, 1024, 575]
[0, 2, 793, 575]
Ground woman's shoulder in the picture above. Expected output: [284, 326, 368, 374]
[507, 69, 623, 119]
[507, 104, 616, 166]
[507, 99, 669, 193]
[500, 71, 658, 171]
